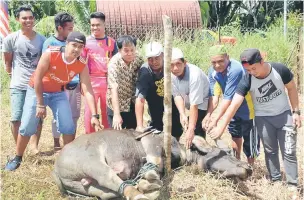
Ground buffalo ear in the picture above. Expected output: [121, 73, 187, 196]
[191, 136, 213, 155]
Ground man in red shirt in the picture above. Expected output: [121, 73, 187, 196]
[82, 12, 117, 133]
[5, 32, 103, 171]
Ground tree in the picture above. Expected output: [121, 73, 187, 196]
[207, 1, 242, 28]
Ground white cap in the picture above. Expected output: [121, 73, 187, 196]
[171, 48, 184, 61]
[145, 42, 163, 58]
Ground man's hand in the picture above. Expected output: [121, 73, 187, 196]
[91, 117, 103, 131]
[185, 128, 195, 149]
[136, 126, 145, 133]
[180, 114, 188, 130]
[208, 126, 224, 140]
[113, 114, 123, 130]
[202, 115, 211, 130]
[292, 113, 302, 128]
[207, 118, 218, 132]
[36, 106, 47, 119]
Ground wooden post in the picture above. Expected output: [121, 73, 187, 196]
[299, 27, 303, 95]
[162, 15, 173, 173]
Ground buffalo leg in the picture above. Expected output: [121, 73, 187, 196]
[82, 160, 147, 199]
[61, 179, 119, 200]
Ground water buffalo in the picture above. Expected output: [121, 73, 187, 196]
[53, 129, 252, 200]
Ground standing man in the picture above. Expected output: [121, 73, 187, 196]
[209, 48, 301, 188]
[107, 35, 144, 130]
[82, 12, 118, 133]
[202, 45, 259, 165]
[135, 42, 165, 132]
[5, 32, 103, 171]
[171, 48, 209, 149]
[42, 12, 77, 152]
[2, 5, 45, 153]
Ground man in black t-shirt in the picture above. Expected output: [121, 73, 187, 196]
[135, 42, 182, 136]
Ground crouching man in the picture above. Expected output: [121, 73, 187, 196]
[209, 48, 301, 188]
[5, 31, 103, 171]
[171, 48, 209, 149]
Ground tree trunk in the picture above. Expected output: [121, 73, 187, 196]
[162, 15, 173, 174]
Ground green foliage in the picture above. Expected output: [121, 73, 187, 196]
[0, 66, 10, 106]
[34, 16, 55, 38]
[199, 2, 210, 27]
[8, 0, 56, 20]
[8, 14, 20, 32]
[60, 0, 95, 35]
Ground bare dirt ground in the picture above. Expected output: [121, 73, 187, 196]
[1, 97, 303, 200]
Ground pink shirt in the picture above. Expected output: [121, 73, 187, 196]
[82, 35, 117, 77]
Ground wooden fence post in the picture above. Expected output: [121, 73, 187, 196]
[162, 15, 173, 173]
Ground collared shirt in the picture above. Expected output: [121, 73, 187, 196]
[106, 52, 144, 112]
[172, 63, 209, 110]
[208, 59, 254, 120]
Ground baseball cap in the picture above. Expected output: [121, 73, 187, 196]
[67, 31, 86, 45]
[171, 48, 184, 61]
[208, 45, 228, 57]
[240, 48, 262, 65]
[145, 42, 163, 58]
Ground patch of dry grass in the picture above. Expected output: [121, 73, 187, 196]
[1, 96, 303, 200]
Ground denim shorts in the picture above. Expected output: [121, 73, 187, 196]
[19, 86, 76, 137]
[10, 88, 27, 121]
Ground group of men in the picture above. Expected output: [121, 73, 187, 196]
[2, 5, 302, 191]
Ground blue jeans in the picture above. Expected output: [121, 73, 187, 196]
[10, 88, 27, 121]
[19, 86, 75, 137]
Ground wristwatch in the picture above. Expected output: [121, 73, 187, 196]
[292, 110, 301, 115]
[92, 114, 100, 119]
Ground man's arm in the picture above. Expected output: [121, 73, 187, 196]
[285, 79, 300, 111]
[79, 66, 97, 115]
[3, 52, 13, 75]
[2, 35, 13, 76]
[203, 69, 221, 129]
[34, 52, 51, 106]
[135, 98, 145, 129]
[188, 104, 198, 131]
[208, 67, 243, 131]
[209, 93, 244, 139]
[80, 66, 102, 130]
[208, 72, 251, 139]
[174, 96, 186, 116]
[285, 79, 301, 128]
[135, 67, 151, 130]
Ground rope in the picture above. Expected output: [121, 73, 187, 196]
[118, 162, 158, 195]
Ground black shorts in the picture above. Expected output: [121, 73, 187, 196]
[172, 102, 207, 139]
[107, 103, 137, 129]
[228, 117, 260, 158]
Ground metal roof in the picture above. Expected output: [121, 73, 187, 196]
[97, 0, 202, 39]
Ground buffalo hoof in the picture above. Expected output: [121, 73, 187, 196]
[133, 194, 149, 200]
[143, 190, 160, 200]
[138, 179, 161, 193]
[143, 170, 160, 181]
[81, 178, 93, 186]
[124, 186, 148, 200]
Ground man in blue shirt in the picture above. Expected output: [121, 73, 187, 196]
[42, 12, 80, 152]
[202, 45, 259, 165]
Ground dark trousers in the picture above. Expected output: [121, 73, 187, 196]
[107, 103, 137, 129]
[172, 103, 207, 139]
